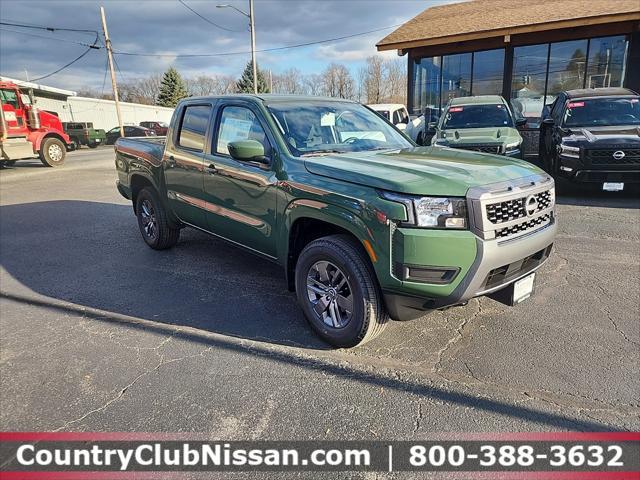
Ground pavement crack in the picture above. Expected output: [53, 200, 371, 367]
[413, 402, 423, 433]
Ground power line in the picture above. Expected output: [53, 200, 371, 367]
[0, 20, 98, 35]
[29, 32, 100, 82]
[177, 0, 244, 33]
[113, 23, 403, 58]
[0, 27, 102, 48]
[30, 46, 96, 82]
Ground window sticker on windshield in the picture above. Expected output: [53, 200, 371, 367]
[321, 112, 336, 127]
[568, 102, 584, 108]
[449, 107, 463, 112]
[497, 105, 503, 109]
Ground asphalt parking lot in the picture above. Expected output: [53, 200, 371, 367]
[1, 149, 639, 449]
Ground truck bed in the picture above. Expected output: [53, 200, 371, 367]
[115, 137, 166, 167]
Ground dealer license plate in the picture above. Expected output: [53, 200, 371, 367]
[603, 182, 624, 191]
[513, 273, 535, 304]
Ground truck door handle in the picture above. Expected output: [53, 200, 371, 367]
[207, 163, 217, 175]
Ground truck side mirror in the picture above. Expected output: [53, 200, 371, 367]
[515, 117, 527, 127]
[427, 122, 437, 131]
[542, 118, 555, 127]
[228, 140, 269, 164]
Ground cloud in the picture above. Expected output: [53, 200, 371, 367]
[0, 0, 435, 90]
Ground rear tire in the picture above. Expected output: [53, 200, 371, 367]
[295, 234, 388, 348]
[135, 187, 180, 250]
[39, 137, 66, 167]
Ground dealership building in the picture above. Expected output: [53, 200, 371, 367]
[377, 0, 640, 158]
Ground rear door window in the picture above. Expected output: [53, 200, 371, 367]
[178, 105, 212, 152]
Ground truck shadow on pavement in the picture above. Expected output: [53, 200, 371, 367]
[0, 200, 327, 350]
[0, 200, 623, 431]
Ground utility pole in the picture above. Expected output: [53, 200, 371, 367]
[217, 1, 257, 93]
[100, 6, 124, 137]
[249, 0, 257, 94]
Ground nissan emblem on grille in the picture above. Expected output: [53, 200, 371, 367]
[613, 150, 625, 160]
[525, 195, 538, 216]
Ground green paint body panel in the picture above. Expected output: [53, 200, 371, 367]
[114, 94, 556, 319]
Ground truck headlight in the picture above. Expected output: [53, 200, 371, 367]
[505, 140, 521, 153]
[380, 192, 468, 229]
[558, 143, 579, 158]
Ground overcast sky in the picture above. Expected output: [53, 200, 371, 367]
[0, 0, 453, 92]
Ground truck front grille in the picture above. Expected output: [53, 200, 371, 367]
[586, 148, 640, 166]
[467, 174, 555, 242]
[454, 144, 502, 154]
[486, 190, 552, 224]
[495, 213, 552, 239]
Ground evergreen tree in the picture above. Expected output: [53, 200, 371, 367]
[156, 67, 188, 107]
[236, 61, 270, 94]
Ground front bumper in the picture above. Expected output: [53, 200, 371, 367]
[558, 154, 640, 183]
[383, 214, 557, 321]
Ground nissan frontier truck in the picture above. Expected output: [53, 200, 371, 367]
[114, 95, 556, 348]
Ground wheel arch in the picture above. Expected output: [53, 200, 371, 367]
[33, 132, 69, 152]
[130, 173, 157, 214]
[282, 200, 378, 292]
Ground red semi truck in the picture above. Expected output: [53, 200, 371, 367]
[0, 80, 71, 167]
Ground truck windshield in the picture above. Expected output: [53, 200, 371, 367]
[442, 104, 514, 129]
[1, 89, 19, 109]
[267, 101, 412, 156]
[563, 97, 640, 127]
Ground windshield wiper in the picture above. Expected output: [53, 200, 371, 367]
[300, 149, 349, 157]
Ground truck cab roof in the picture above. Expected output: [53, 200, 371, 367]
[182, 94, 357, 105]
[449, 95, 507, 106]
[368, 103, 406, 111]
[564, 87, 638, 99]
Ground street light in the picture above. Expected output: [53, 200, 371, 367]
[217, 1, 257, 94]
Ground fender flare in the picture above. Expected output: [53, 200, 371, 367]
[31, 132, 70, 152]
[281, 198, 379, 287]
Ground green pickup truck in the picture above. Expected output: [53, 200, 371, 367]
[115, 95, 556, 348]
[62, 122, 106, 149]
[430, 96, 527, 158]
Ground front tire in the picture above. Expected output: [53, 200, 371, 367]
[135, 188, 180, 250]
[295, 235, 388, 348]
[39, 137, 66, 167]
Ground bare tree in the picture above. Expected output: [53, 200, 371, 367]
[322, 63, 354, 99]
[272, 68, 304, 94]
[302, 73, 324, 96]
[384, 58, 407, 105]
[186, 75, 236, 96]
[365, 55, 385, 104]
[119, 74, 163, 105]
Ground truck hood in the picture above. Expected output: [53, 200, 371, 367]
[440, 127, 521, 145]
[303, 146, 544, 197]
[562, 125, 640, 146]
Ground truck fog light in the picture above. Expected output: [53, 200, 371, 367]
[396, 264, 460, 284]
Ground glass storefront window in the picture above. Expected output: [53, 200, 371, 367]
[410, 35, 629, 127]
[511, 44, 549, 127]
[441, 52, 472, 105]
[412, 56, 441, 115]
[472, 49, 504, 95]
[587, 35, 629, 88]
[545, 39, 588, 106]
